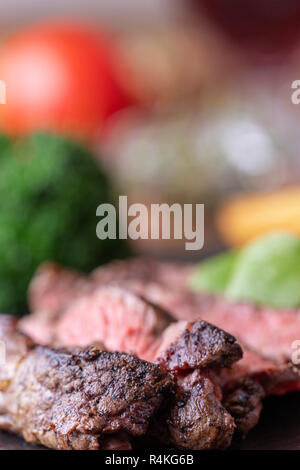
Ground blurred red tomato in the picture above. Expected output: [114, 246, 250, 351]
[0, 23, 134, 141]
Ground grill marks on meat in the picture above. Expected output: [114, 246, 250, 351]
[0, 316, 174, 450]
[156, 320, 242, 372]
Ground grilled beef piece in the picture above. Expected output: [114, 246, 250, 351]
[22, 262, 92, 344]
[197, 299, 300, 364]
[28, 262, 92, 314]
[156, 320, 242, 372]
[155, 370, 235, 450]
[216, 345, 300, 436]
[0, 316, 174, 450]
[91, 257, 193, 291]
[218, 346, 300, 396]
[53, 285, 242, 368]
[26, 258, 191, 317]
[222, 378, 265, 437]
[21, 258, 200, 345]
[150, 322, 242, 450]
[53, 285, 172, 361]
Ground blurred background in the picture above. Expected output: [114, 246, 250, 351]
[1, 0, 300, 312]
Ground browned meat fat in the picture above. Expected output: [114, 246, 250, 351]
[0, 316, 174, 450]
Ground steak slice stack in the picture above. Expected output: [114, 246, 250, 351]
[20, 257, 300, 445]
[24, 283, 244, 449]
[151, 321, 242, 449]
[0, 316, 174, 450]
[22, 276, 245, 450]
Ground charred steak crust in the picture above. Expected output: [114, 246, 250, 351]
[156, 320, 242, 371]
[152, 370, 236, 450]
[222, 378, 265, 437]
[0, 317, 174, 450]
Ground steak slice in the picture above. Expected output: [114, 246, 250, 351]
[50, 285, 242, 369]
[53, 285, 173, 361]
[0, 316, 174, 450]
[156, 320, 242, 371]
[26, 258, 192, 317]
[150, 322, 242, 450]
[22, 262, 92, 345]
[218, 346, 300, 396]
[91, 257, 193, 291]
[28, 262, 92, 314]
[198, 298, 300, 364]
[152, 370, 235, 450]
[215, 345, 300, 436]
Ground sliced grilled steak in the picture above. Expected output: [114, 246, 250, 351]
[156, 320, 242, 371]
[218, 346, 300, 396]
[53, 285, 172, 361]
[26, 258, 191, 317]
[28, 262, 92, 314]
[26, 277, 245, 450]
[215, 345, 300, 435]
[153, 370, 235, 450]
[22, 257, 300, 443]
[0, 316, 174, 450]
[151, 322, 242, 450]
[22, 262, 92, 344]
[91, 257, 192, 291]
[53, 288, 243, 370]
[51, 295, 243, 449]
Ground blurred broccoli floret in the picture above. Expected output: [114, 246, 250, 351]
[0, 133, 129, 314]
